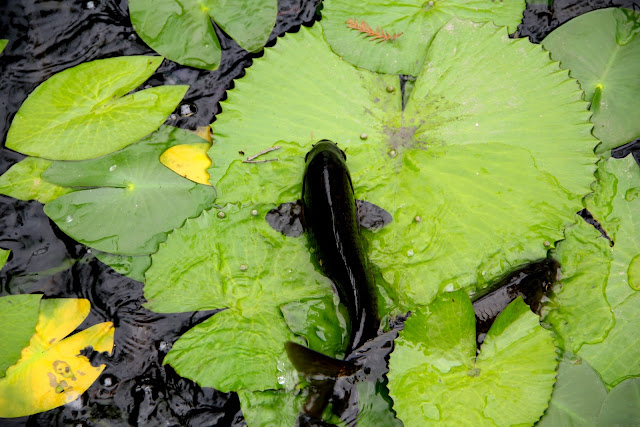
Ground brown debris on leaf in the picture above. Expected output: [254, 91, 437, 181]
[345, 18, 403, 42]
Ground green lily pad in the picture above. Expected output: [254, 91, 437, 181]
[0, 294, 42, 378]
[537, 354, 608, 426]
[129, 0, 276, 70]
[144, 204, 342, 391]
[210, 22, 597, 310]
[388, 290, 557, 426]
[542, 8, 640, 152]
[0, 40, 7, 53]
[6, 56, 188, 160]
[93, 252, 152, 282]
[321, 0, 526, 75]
[0, 157, 72, 203]
[237, 389, 304, 427]
[598, 378, 640, 425]
[42, 126, 216, 256]
[570, 156, 640, 386]
[0, 249, 9, 269]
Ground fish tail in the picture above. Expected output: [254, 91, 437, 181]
[285, 342, 357, 378]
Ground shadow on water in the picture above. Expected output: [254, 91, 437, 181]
[0, 0, 637, 425]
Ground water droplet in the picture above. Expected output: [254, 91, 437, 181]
[388, 149, 397, 158]
[240, 264, 248, 271]
[217, 211, 226, 218]
[414, 215, 422, 223]
[360, 133, 368, 140]
[443, 283, 454, 292]
[204, 43, 210, 48]
[109, 164, 117, 172]
[66, 215, 73, 223]
[475, 122, 479, 127]
[544, 240, 551, 247]
[251, 209, 258, 216]
[85, 1, 95, 9]
[158, 341, 169, 352]
[625, 187, 640, 202]
[407, 249, 414, 257]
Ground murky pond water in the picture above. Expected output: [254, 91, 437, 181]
[0, 0, 636, 425]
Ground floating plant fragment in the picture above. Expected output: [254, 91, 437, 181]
[210, 22, 597, 310]
[0, 294, 41, 377]
[543, 8, 640, 153]
[0, 248, 10, 269]
[160, 142, 212, 185]
[387, 290, 557, 426]
[129, 0, 277, 70]
[321, 0, 526, 75]
[0, 298, 114, 418]
[5, 56, 188, 160]
[546, 155, 640, 386]
[0, 157, 72, 203]
[144, 204, 342, 391]
[0, 39, 6, 53]
[42, 126, 216, 256]
[537, 354, 607, 426]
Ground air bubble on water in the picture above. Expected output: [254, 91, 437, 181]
[109, 164, 117, 172]
[158, 341, 169, 352]
[86, 1, 95, 9]
[66, 215, 73, 223]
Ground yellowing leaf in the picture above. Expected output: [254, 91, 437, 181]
[160, 142, 212, 185]
[0, 298, 114, 418]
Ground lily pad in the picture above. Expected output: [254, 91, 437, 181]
[210, 22, 597, 309]
[0, 294, 42, 377]
[5, 56, 188, 160]
[542, 8, 640, 152]
[129, 0, 277, 70]
[598, 378, 640, 425]
[144, 204, 342, 391]
[537, 354, 608, 426]
[42, 126, 216, 256]
[0, 298, 114, 418]
[0, 248, 9, 269]
[237, 389, 304, 427]
[0, 157, 73, 203]
[160, 142, 212, 185]
[321, 0, 526, 75]
[388, 290, 557, 426]
[0, 39, 6, 53]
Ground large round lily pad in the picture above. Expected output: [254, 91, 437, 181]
[321, 0, 525, 75]
[542, 8, 640, 152]
[42, 126, 216, 256]
[210, 22, 597, 309]
[6, 56, 188, 161]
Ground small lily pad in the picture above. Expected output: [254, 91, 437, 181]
[321, 0, 526, 75]
[388, 290, 557, 426]
[0, 157, 73, 203]
[129, 0, 277, 70]
[0, 294, 42, 377]
[542, 8, 640, 152]
[0, 298, 114, 418]
[6, 56, 188, 160]
[42, 126, 216, 256]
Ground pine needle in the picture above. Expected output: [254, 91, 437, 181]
[345, 18, 403, 42]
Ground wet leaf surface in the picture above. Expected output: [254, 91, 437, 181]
[6, 56, 188, 160]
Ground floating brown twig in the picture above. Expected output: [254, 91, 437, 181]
[345, 18, 403, 42]
[242, 146, 281, 164]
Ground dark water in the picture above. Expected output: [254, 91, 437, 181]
[0, 0, 637, 425]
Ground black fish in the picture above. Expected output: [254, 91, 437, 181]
[472, 258, 559, 347]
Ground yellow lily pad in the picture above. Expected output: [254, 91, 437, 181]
[0, 298, 114, 418]
[160, 142, 212, 185]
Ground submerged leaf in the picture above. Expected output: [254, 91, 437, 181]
[598, 378, 640, 425]
[6, 56, 188, 160]
[0, 298, 114, 418]
[210, 22, 596, 310]
[388, 290, 557, 426]
[93, 251, 152, 282]
[160, 142, 212, 185]
[0, 157, 72, 203]
[321, 0, 526, 75]
[0, 294, 42, 377]
[129, 0, 276, 70]
[42, 126, 216, 256]
[237, 389, 304, 427]
[543, 8, 640, 152]
[144, 205, 341, 391]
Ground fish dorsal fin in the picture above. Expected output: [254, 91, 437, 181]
[356, 200, 392, 230]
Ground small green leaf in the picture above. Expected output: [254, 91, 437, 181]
[542, 8, 640, 152]
[0, 157, 72, 203]
[388, 290, 557, 426]
[537, 354, 607, 426]
[42, 126, 216, 255]
[93, 251, 151, 282]
[0, 249, 10, 269]
[0, 294, 42, 377]
[0, 40, 7, 54]
[598, 378, 640, 425]
[6, 56, 188, 160]
[321, 0, 526, 75]
[238, 389, 304, 427]
[144, 205, 341, 391]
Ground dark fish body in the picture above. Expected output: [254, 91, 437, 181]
[301, 140, 380, 353]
